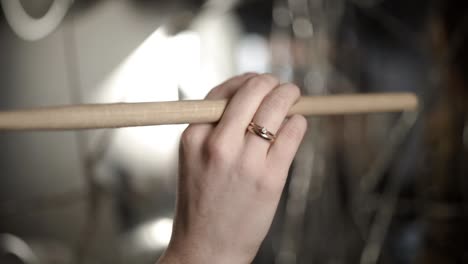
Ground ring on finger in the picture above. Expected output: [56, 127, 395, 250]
[247, 122, 277, 143]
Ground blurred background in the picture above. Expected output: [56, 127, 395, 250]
[0, 0, 467, 263]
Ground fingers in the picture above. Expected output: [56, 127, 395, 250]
[213, 74, 280, 144]
[205, 73, 258, 100]
[244, 83, 301, 156]
[181, 73, 257, 152]
[267, 115, 307, 173]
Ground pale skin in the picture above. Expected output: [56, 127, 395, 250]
[157, 73, 308, 264]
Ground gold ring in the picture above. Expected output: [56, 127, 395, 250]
[247, 122, 276, 142]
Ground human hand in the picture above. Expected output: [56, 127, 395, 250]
[158, 73, 307, 264]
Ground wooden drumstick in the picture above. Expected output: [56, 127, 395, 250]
[0, 93, 418, 131]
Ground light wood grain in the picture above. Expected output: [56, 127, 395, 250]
[0, 93, 418, 131]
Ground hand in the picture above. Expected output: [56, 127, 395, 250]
[158, 73, 307, 264]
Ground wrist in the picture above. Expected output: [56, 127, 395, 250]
[157, 239, 252, 264]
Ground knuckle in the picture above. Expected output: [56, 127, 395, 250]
[282, 83, 301, 98]
[206, 86, 221, 98]
[260, 73, 280, 84]
[205, 135, 231, 162]
[246, 74, 279, 91]
[264, 92, 289, 112]
[181, 126, 200, 148]
[260, 84, 300, 113]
